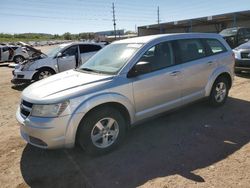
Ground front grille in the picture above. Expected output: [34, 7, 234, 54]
[241, 52, 250, 59]
[20, 100, 33, 118]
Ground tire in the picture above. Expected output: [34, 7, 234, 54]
[77, 107, 126, 155]
[13, 56, 25, 64]
[209, 77, 229, 107]
[34, 68, 55, 81]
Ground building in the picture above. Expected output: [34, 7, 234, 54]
[138, 10, 250, 36]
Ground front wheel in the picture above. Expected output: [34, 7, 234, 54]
[77, 107, 126, 155]
[34, 68, 55, 81]
[209, 77, 229, 106]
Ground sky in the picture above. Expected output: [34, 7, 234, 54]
[0, 0, 250, 34]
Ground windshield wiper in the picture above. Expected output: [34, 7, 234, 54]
[81, 68, 95, 72]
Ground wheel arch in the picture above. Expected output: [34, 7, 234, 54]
[32, 66, 56, 80]
[64, 93, 135, 147]
[205, 67, 233, 96]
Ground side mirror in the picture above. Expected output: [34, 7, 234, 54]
[57, 52, 63, 58]
[127, 61, 152, 78]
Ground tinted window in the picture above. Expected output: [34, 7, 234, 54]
[205, 39, 227, 55]
[79, 44, 102, 53]
[177, 39, 206, 63]
[62, 45, 78, 56]
[2, 47, 9, 52]
[139, 41, 174, 72]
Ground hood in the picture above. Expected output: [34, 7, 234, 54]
[220, 34, 236, 38]
[22, 70, 114, 103]
[235, 41, 250, 50]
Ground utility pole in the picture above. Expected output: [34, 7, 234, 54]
[112, 2, 117, 39]
[157, 6, 160, 24]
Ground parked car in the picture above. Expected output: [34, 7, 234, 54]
[16, 33, 234, 155]
[233, 41, 250, 73]
[0, 45, 29, 63]
[220, 27, 250, 48]
[11, 42, 104, 84]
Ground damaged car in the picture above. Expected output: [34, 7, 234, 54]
[11, 42, 104, 84]
[0, 42, 43, 64]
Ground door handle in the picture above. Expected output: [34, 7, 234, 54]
[170, 71, 181, 76]
[207, 61, 213, 65]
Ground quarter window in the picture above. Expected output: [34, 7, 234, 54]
[139, 42, 174, 72]
[177, 39, 206, 63]
[205, 39, 227, 55]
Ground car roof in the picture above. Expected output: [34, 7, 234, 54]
[113, 33, 222, 44]
[58, 42, 104, 48]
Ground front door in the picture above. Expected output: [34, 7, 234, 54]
[130, 41, 182, 121]
[57, 45, 78, 72]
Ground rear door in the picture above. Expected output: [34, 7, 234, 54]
[175, 38, 216, 103]
[79, 44, 102, 65]
[57, 45, 78, 72]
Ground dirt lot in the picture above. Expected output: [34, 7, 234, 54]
[0, 60, 250, 187]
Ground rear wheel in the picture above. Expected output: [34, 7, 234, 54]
[77, 107, 126, 155]
[209, 77, 229, 106]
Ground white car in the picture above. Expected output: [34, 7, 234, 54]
[0, 45, 29, 63]
[12, 42, 105, 84]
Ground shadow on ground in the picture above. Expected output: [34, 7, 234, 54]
[236, 72, 250, 79]
[20, 97, 250, 188]
[11, 83, 31, 91]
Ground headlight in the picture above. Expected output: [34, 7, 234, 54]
[31, 101, 69, 117]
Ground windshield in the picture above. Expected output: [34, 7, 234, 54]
[220, 28, 238, 36]
[78, 43, 142, 74]
[46, 46, 64, 57]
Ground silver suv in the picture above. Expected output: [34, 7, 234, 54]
[16, 33, 234, 155]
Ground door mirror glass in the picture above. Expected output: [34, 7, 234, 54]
[57, 52, 63, 58]
[127, 61, 151, 78]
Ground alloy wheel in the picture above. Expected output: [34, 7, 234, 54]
[91, 117, 119, 148]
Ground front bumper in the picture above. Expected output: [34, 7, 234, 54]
[16, 107, 72, 149]
[235, 59, 250, 72]
[12, 68, 37, 84]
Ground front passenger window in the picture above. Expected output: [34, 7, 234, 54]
[62, 46, 78, 57]
[139, 42, 174, 72]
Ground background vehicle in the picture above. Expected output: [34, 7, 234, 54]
[0, 45, 29, 63]
[220, 27, 250, 48]
[0, 42, 43, 64]
[16, 33, 234, 155]
[233, 41, 250, 73]
[11, 42, 104, 84]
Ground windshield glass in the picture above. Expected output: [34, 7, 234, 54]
[78, 43, 142, 74]
[220, 28, 238, 36]
[46, 46, 64, 57]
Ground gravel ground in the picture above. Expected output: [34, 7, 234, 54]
[0, 53, 250, 188]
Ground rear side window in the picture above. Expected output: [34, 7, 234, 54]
[177, 39, 206, 63]
[79, 44, 102, 53]
[205, 39, 227, 55]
